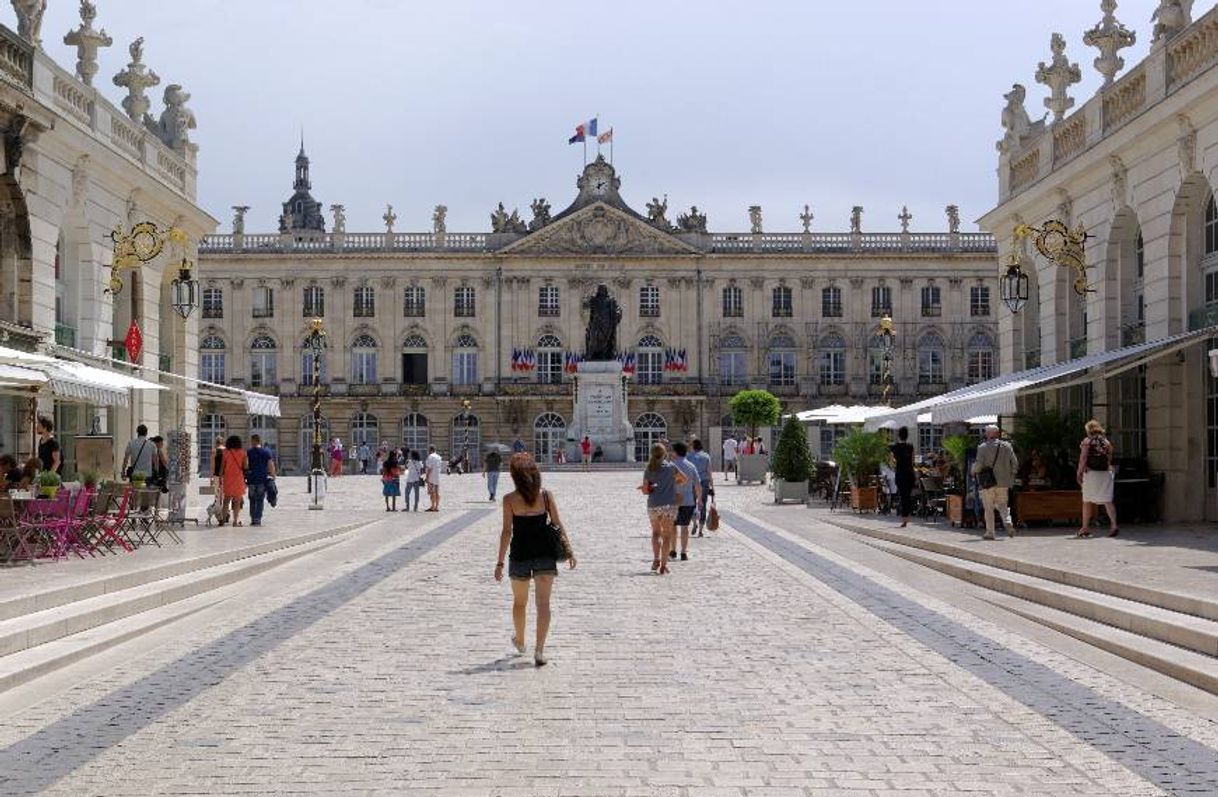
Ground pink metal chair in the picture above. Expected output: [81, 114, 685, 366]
[94, 486, 135, 553]
[15, 489, 71, 562]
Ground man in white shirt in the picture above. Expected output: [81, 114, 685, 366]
[722, 436, 738, 482]
[424, 445, 443, 511]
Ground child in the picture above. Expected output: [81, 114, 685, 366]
[382, 449, 402, 511]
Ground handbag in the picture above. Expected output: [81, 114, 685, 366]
[706, 500, 720, 531]
[541, 490, 570, 562]
[265, 477, 278, 508]
[974, 444, 999, 490]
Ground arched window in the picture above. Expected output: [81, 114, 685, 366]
[451, 411, 480, 467]
[537, 334, 564, 384]
[402, 334, 428, 385]
[818, 333, 846, 386]
[637, 334, 664, 385]
[966, 332, 995, 384]
[452, 333, 478, 385]
[350, 411, 379, 449]
[249, 334, 277, 388]
[200, 335, 225, 383]
[718, 333, 747, 386]
[402, 412, 429, 455]
[298, 414, 330, 473]
[767, 333, 796, 387]
[198, 414, 225, 475]
[533, 412, 567, 463]
[249, 415, 279, 460]
[917, 332, 946, 384]
[634, 412, 667, 462]
[722, 284, 743, 317]
[351, 334, 378, 385]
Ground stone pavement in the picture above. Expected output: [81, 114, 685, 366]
[0, 471, 1215, 794]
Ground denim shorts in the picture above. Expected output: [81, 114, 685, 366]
[676, 505, 696, 526]
[509, 557, 558, 580]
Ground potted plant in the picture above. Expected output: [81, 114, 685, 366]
[130, 471, 147, 489]
[81, 470, 100, 491]
[832, 428, 889, 512]
[729, 389, 781, 484]
[942, 433, 973, 525]
[771, 415, 813, 504]
[37, 470, 62, 498]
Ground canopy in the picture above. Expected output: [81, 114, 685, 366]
[797, 404, 995, 429]
[864, 326, 1217, 431]
[0, 363, 48, 392]
[0, 345, 165, 406]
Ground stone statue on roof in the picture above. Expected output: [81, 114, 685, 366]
[157, 84, 196, 150]
[232, 206, 250, 236]
[528, 198, 551, 232]
[490, 202, 509, 233]
[12, 1, 45, 46]
[677, 205, 707, 233]
[1152, 0, 1190, 45]
[997, 83, 1045, 153]
[850, 206, 863, 233]
[646, 195, 672, 231]
[433, 204, 447, 234]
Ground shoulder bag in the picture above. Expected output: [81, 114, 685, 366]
[975, 443, 999, 490]
[125, 439, 149, 480]
[541, 490, 571, 562]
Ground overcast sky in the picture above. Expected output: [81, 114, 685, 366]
[31, 1, 1163, 235]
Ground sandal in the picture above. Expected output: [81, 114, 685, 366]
[1073, 529, 1090, 538]
[651, 559, 660, 572]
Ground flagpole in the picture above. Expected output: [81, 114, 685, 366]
[583, 136, 587, 166]
[610, 131, 614, 165]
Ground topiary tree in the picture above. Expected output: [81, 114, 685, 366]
[728, 389, 782, 436]
[771, 414, 814, 483]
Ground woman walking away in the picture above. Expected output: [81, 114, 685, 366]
[382, 449, 402, 511]
[1077, 419, 1118, 538]
[404, 450, 423, 511]
[494, 453, 576, 666]
[220, 435, 249, 527]
[640, 442, 682, 575]
[890, 426, 916, 527]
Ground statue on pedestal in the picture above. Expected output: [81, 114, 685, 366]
[583, 284, 621, 361]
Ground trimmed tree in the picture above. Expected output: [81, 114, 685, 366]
[771, 414, 814, 484]
[728, 389, 781, 436]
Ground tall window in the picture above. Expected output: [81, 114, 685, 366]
[249, 415, 279, 460]
[350, 334, 378, 385]
[767, 333, 796, 386]
[303, 285, 324, 317]
[722, 284, 743, 317]
[822, 286, 843, 318]
[818, 334, 846, 386]
[1135, 230, 1145, 279]
[403, 285, 426, 317]
[871, 286, 891, 317]
[538, 284, 560, 317]
[537, 334, 564, 384]
[640, 284, 660, 317]
[917, 332, 945, 383]
[772, 285, 793, 318]
[198, 414, 226, 475]
[918, 425, 944, 455]
[867, 333, 887, 386]
[350, 412, 379, 449]
[353, 286, 375, 318]
[200, 335, 226, 383]
[249, 334, 277, 387]
[301, 348, 328, 385]
[637, 335, 664, 385]
[921, 284, 942, 317]
[718, 333, 747, 386]
[202, 288, 223, 319]
[252, 286, 273, 318]
[402, 333, 428, 385]
[969, 285, 990, 317]
[1206, 196, 1218, 257]
[454, 286, 475, 317]
[402, 413, 429, 454]
[452, 333, 478, 385]
[966, 332, 995, 384]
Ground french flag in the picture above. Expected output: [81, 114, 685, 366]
[568, 117, 598, 144]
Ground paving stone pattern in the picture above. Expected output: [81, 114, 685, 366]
[0, 473, 1211, 795]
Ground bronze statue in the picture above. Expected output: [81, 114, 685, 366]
[583, 284, 621, 361]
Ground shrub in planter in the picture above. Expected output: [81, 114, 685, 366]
[942, 434, 973, 493]
[81, 470, 100, 490]
[728, 389, 781, 436]
[771, 415, 813, 503]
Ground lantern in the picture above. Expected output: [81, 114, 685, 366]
[170, 259, 198, 319]
[1000, 251, 1029, 313]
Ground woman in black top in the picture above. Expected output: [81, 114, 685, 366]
[890, 426, 917, 527]
[494, 453, 576, 666]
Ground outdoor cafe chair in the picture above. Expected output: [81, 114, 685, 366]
[93, 486, 135, 553]
[129, 489, 167, 547]
[15, 488, 71, 562]
[0, 495, 18, 563]
[918, 475, 947, 521]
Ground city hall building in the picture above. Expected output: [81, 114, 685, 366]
[198, 151, 998, 473]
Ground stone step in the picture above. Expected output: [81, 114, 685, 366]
[862, 537, 1218, 659]
[826, 517, 1218, 624]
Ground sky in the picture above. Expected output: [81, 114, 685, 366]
[31, 1, 1164, 235]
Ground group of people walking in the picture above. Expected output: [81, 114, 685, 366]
[720, 434, 766, 480]
[377, 446, 445, 512]
[641, 437, 714, 574]
[208, 433, 277, 527]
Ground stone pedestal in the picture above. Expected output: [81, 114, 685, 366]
[571, 360, 634, 462]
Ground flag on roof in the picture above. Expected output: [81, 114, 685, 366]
[567, 117, 598, 144]
[597, 127, 613, 144]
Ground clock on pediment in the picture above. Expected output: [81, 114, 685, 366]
[575, 155, 621, 203]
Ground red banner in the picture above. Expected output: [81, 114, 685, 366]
[124, 320, 143, 363]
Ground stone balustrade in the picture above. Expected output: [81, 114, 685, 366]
[0, 25, 32, 91]
[1052, 113, 1087, 166]
[1102, 66, 1146, 134]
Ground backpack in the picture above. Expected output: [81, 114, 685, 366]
[1085, 435, 1110, 471]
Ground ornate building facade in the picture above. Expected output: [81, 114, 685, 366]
[198, 154, 998, 473]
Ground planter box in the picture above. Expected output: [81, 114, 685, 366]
[1013, 490, 1082, 524]
[737, 454, 768, 485]
[850, 485, 878, 512]
[772, 477, 809, 504]
[947, 494, 964, 526]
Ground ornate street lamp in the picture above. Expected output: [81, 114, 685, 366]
[878, 313, 896, 404]
[1014, 220, 1091, 297]
[455, 398, 474, 470]
[170, 256, 199, 319]
[1000, 250, 1030, 314]
[303, 318, 327, 509]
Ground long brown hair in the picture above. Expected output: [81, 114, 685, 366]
[646, 442, 667, 472]
[508, 452, 542, 504]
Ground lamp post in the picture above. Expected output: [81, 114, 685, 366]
[455, 398, 474, 470]
[108, 222, 198, 317]
[879, 312, 896, 405]
[304, 318, 327, 509]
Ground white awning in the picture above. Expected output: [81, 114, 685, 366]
[0, 346, 164, 406]
[864, 326, 1218, 431]
[0, 363, 48, 391]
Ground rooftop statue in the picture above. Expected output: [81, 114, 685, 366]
[157, 84, 196, 150]
[1035, 33, 1082, 122]
[676, 205, 707, 233]
[850, 206, 863, 233]
[1152, 0, 1190, 45]
[646, 195, 672, 231]
[748, 205, 763, 234]
[998, 83, 1045, 153]
[528, 198, 551, 232]
[12, 0, 45, 46]
[433, 204, 447, 234]
[63, 0, 112, 86]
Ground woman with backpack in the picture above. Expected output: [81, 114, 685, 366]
[1076, 419, 1118, 538]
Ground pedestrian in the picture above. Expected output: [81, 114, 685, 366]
[972, 425, 1018, 541]
[890, 426, 916, 527]
[671, 441, 701, 561]
[381, 448, 402, 511]
[424, 445, 443, 511]
[149, 435, 170, 491]
[580, 435, 592, 471]
[493, 453, 576, 667]
[36, 416, 61, 475]
[722, 435, 738, 481]
[209, 437, 227, 524]
[403, 450, 423, 511]
[754, 436, 767, 456]
[641, 442, 682, 575]
[245, 433, 277, 526]
[329, 438, 345, 477]
[554, 446, 566, 465]
[484, 447, 503, 501]
[1076, 419, 1119, 538]
[741, 436, 755, 456]
[0, 454, 23, 488]
[122, 423, 155, 481]
[219, 435, 249, 527]
[688, 438, 713, 536]
[357, 441, 372, 475]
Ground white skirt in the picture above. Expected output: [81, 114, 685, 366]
[1081, 468, 1114, 504]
